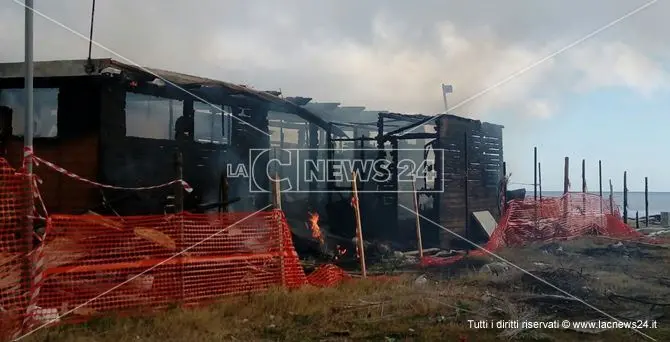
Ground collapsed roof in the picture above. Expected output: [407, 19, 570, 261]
[0, 58, 347, 136]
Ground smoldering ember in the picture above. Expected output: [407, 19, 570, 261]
[1, 59, 669, 341]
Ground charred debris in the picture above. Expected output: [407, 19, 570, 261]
[0, 58, 507, 263]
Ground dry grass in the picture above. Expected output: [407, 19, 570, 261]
[19, 237, 670, 341]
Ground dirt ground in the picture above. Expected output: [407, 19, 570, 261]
[21, 237, 670, 342]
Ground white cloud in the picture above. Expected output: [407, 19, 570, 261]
[209, 16, 560, 117]
[568, 42, 669, 96]
[523, 99, 554, 118]
[1, 0, 668, 120]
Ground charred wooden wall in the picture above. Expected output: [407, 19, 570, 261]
[6, 135, 99, 214]
[4, 77, 102, 214]
[435, 116, 503, 249]
[97, 85, 241, 215]
[99, 138, 233, 214]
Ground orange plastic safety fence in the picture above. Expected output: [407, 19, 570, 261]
[422, 193, 647, 267]
[0, 158, 30, 341]
[0, 155, 353, 339]
[306, 264, 351, 287]
[20, 210, 299, 326]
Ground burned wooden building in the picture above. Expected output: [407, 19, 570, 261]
[0, 58, 504, 250]
[268, 104, 505, 249]
[0, 59, 344, 216]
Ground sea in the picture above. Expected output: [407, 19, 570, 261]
[542, 191, 670, 217]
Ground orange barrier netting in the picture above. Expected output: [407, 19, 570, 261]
[421, 193, 649, 267]
[0, 158, 30, 341]
[0, 157, 351, 340]
[26, 210, 310, 326]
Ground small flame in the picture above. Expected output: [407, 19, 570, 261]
[308, 212, 324, 244]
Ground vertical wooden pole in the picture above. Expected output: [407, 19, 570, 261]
[174, 151, 184, 304]
[412, 176, 424, 259]
[359, 135, 365, 192]
[352, 171, 366, 278]
[581, 159, 586, 193]
[599, 160, 603, 214]
[623, 171, 628, 224]
[563, 157, 570, 194]
[501, 161, 508, 215]
[463, 131, 470, 237]
[645, 177, 649, 227]
[272, 173, 282, 210]
[636, 211, 640, 229]
[532, 147, 538, 231]
[609, 179, 614, 215]
[533, 147, 537, 201]
[174, 151, 184, 213]
[271, 173, 285, 287]
[219, 171, 229, 213]
[582, 159, 586, 216]
[563, 157, 569, 222]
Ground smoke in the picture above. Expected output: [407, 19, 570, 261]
[0, 0, 667, 120]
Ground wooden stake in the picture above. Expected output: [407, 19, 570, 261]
[636, 211, 640, 229]
[271, 173, 285, 287]
[623, 171, 628, 224]
[581, 159, 586, 193]
[645, 177, 649, 228]
[563, 157, 569, 194]
[534, 147, 537, 201]
[411, 176, 424, 259]
[174, 151, 184, 213]
[582, 159, 586, 216]
[352, 171, 367, 278]
[609, 179, 614, 215]
[272, 173, 282, 210]
[563, 157, 569, 222]
[599, 160, 603, 214]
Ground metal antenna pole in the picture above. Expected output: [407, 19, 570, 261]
[24, 0, 34, 168]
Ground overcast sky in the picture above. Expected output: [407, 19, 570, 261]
[1, 0, 668, 191]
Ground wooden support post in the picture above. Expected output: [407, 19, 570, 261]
[563, 157, 569, 223]
[609, 179, 614, 215]
[533, 147, 537, 201]
[645, 177, 649, 227]
[581, 159, 586, 193]
[411, 176, 424, 259]
[219, 171, 229, 213]
[308, 123, 319, 203]
[582, 159, 586, 216]
[599, 160, 603, 214]
[174, 151, 184, 213]
[464, 132, 470, 237]
[174, 150, 185, 304]
[326, 123, 334, 203]
[501, 161, 508, 215]
[563, 157, 569, 194]
[623, 171, 628, 224]
[359, 135, 365, 191]
[271, 173, 285, 287]
[272, 173, 282, 210]
[352, 171, 366, 278]
[636, 211, 640, 228]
